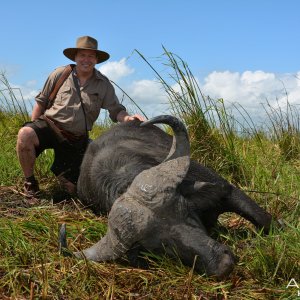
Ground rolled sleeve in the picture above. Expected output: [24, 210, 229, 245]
[108, 100, 126, 122]
[101, 81, 126, 122]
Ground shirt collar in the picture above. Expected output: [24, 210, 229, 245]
[73, 67, 105, 81]
[94, 68, 106, 81]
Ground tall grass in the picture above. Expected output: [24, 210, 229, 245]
[134, 48, 299, 187]
[263, 99, 300, 161]
[0, 51, 299, 299]
[0, 73, 28, 121]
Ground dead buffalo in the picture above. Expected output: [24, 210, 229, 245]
[60, 115, 273, 279]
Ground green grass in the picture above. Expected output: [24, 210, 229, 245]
[0, 50, 299, 299]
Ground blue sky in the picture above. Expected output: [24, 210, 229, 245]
[1, 0, 299, 121]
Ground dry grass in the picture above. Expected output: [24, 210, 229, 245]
[0, 185, 297, 299]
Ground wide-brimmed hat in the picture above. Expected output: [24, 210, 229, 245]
[63, 36, 110, 64]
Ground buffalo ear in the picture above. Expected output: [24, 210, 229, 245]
[179, 180, 232, 198]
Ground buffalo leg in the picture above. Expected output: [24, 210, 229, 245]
[168, 223, 236, 279]
[225, 187, 273, 233]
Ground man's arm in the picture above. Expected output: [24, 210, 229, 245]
[31, 102, 45, 121]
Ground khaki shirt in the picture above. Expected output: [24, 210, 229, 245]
[35, 65, 126, 135]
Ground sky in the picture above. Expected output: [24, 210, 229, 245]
[1, 0, 299, 125]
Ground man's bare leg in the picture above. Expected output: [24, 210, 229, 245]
[16, 126, 40, 197]
[17, 126, 77, 196]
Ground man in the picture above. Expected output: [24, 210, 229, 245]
[16, 35, 144, 198]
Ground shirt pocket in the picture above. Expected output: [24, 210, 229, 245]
[83, 90, 103, 121]
[55, 85, 72, 106]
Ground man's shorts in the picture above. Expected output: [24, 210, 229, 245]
[23, 118, 89, 184]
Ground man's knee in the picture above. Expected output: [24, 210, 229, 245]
[17, 126, 39, 149]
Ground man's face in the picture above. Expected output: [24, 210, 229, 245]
[75, 49, 98, 73]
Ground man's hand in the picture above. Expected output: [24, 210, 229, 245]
[123, 114, 145, 122]
[117, 110, 146, 122]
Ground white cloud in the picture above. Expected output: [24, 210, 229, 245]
[0, 69, 39, 106]
[96, 58, 300, 122]
[98, 58, 134, 82]
[128, 79, 169, 117]
[0, 82, 38, 112]
[107, 61, 300, 122]
[200, 70, 300, 121]
[20, 80, 39, 101]
[97, 58, 170, 117]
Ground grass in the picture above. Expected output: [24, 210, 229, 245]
[0, 49, 299, 299]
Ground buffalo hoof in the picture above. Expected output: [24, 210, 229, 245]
[202, 246, 237, 280]
[214, 250, 236, 279]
